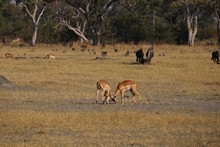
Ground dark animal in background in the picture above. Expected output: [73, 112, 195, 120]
[211, 51, 219, 63]
[101, 51, 108, 57]
[145, 47, 154, 64]
[139, 58, 145, 64]
[114, 49, 119, 53]
[136, 49, 144, 63]
[80, 45, 87, 49]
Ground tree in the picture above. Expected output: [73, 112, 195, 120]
[211, 0, 220, 44]
[172, 0, 214, 46]
[0, 0, 29, 43]
[186, 3, 199, 46]
[172, 0, 199, 46]
[15, 0, 48, 46]
[114, 0, 165, 43]
[0, 0, 216, 45]
[54, 1, 88, 43]
[65, 0, 119, 45]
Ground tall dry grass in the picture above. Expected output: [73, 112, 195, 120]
[0, 43, 220, 146]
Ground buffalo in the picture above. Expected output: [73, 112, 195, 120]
[211, 51, 219, 63]
[136, 49, 144, 63]
[136, 46, 154, 64]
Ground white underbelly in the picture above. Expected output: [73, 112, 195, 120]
[124, 86, 131, 91]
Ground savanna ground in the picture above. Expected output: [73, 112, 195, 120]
[0, 43, 219, 146]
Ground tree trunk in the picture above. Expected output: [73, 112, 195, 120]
[92, 31, 100, 45]
[187, 6, 198, 46]
[19, 2, 47, 46]
[188, 29, 193, 46]
[189, 15, 198, 46]
[216, 8, 220, 44]
[31, 24, 38, 46]
[214, 0, 220, 45]
[217, 20, 220, 45]
[79, 37, 84, 43]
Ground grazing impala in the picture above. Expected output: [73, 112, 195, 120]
[96, 80, 112, 105]
[5, 53, 14, 59]
[111, 80, 141, 105]
[44, 53, 56, 60]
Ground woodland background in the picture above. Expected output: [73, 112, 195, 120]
[0, 0, 219, 46]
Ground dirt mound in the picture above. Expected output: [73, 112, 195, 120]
[0, 75, 14, 88]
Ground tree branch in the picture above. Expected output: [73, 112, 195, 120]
[36, 6, 47, 25]
[20, 2, 33, 18]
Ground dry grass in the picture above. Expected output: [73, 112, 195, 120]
[0, 111, 219, 146]
[0, 43, 220, 146]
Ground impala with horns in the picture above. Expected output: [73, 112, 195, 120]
[96, 80, 113, 105]
[111, 80, 142, 105]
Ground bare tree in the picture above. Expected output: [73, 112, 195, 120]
[65, 0, 119, 45]
[54, 2, 88, 42]
[16, 0, 47, 46]
[186, 4, 199, 46]
[172, 0, 201, 46]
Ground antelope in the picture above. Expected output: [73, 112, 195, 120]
[5, 53, 14, 59]
[101, 51, 108, 57]
[145, 46, 154, 64]
[96, 80, 112, 105]
[11, 37, 21, 44]
[111, 80, 141, 105]
[44, 54, 56, 60]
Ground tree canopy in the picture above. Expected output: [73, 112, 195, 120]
[0, 0, 218, 45]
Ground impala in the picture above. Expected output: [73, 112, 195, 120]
[5, 53, 14, 59]
[44, 54, 55, 60]
[111, 80, 141, 105]
[96, 80, 112, 105]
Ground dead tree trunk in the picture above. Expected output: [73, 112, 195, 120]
[215, 7, 220, 45]
[187, 5, 198, 46]
[19, 1, 46, 46]
[32, 24, 38, 46]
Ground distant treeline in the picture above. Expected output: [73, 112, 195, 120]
[0, 0, 219, 46]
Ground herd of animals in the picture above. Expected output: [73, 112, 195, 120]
[2, 46, 154, 63]
[96, 48, 219, 105]
[2, 45, 219, 64]
[135, 46, 154, 64]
